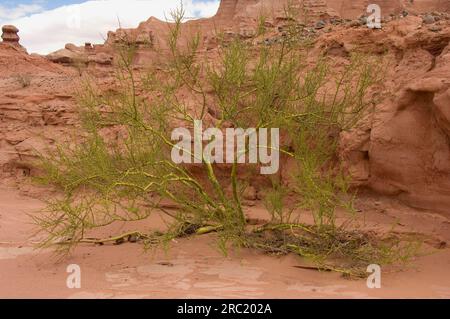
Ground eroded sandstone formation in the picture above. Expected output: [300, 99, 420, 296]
[1, 25, 26, 52]
[331, 14, 450, 212]
[1, 25, 19, 43]
[214, 0, 450, 22]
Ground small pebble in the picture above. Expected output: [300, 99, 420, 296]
[315, 20, 326, 30]
[422, 14, 435, 24]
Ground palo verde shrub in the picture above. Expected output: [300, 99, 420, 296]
[33, 6, 419, 277]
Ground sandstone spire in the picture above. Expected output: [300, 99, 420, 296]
[1, 25, 20, 46]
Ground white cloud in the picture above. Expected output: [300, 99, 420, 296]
[2, 0, 220, 54]
[0, 3, 44, 20]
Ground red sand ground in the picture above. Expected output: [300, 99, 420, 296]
[1, 186, 450, 299]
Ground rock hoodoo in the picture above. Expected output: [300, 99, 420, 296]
[1, 25, 20, 46]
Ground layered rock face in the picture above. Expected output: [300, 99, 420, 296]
[0, 43, 78, 186]
[332, 15, 450, 212]
[370, 40, 450, 211]
[213, 1, 450, 212]
[214, 0, 450, 21]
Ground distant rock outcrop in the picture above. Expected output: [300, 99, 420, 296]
[1, 25, 19, 44]
[1, 25, 26, 51]
[213, 0, 450, 22]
